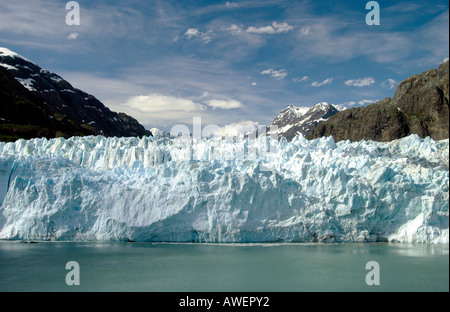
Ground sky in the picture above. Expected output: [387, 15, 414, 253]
[0, 0, 449, 132]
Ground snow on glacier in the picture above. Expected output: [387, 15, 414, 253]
[0, 134, 448, 243]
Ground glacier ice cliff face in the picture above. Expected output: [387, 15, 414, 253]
[0, 134, 448, 243]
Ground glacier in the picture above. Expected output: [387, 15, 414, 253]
[0, 134, 448, 243]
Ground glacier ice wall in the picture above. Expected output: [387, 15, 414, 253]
[0, 134, 448, 243]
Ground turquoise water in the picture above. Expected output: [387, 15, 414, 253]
[0, 241, 448, 292]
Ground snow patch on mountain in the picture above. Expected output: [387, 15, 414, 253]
[0, 63, 18, 71]
[14, 78, 37, 92]
[0, 134, 447, 243]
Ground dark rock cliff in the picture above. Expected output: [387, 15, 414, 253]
[308, 61, 449, 142]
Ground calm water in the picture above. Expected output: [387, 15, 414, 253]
[0, 241, 448, 292]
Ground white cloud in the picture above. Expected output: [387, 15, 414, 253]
[300, 26, 311, 35]
[184, 28, 214, 43]
[226, 24, 243, 35]
[58, 57, 287, 131]
[251, 82, 257, 86]
[357, 99, 377, 106]
[214, 121, 259, 137]
[290, 9, 449, 70]
[116, 94, 211, 129]
[0, 0, 147, 49]
[246, 21, 294, 34]
[225, 1, 239, 8]
[200, 32, 214, 43]
[207, 99, 243, 109]
[345, 77, 375, 87]
[342, 99, 378, 107]
[310, 77, 333, 87]
[185, 28, 200, 39]
[261, 68, 288, 80]
[381, 78, 397, 89]
[444, 57, 449, 63]
[123, 94, 206, 113]
[67, 32, 79, 40]
[293, 76, 309, 83]
[0, 0, 64, 37]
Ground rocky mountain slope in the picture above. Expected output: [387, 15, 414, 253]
[309, 61, 449, 142]
[0, 47, 151, 142]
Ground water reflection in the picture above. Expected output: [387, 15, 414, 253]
[387, 243, 449, 257]
[0, 240, 448, 292]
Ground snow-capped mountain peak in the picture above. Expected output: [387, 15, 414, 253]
[311, 101, 330, 110]
[0, 47, 36, 65]
[285, 104, 310, 116]
[279, 104, 309, 118]
[267, 102, 346, 141]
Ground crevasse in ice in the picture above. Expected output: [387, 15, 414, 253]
[0, 134, 448, 243]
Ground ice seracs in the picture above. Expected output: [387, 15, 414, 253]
[0, 134, 447, 243]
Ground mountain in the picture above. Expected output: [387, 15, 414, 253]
[308, 61, 449, 142]
[0, 47, 151, 142]
[266, 102, 345, 141]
